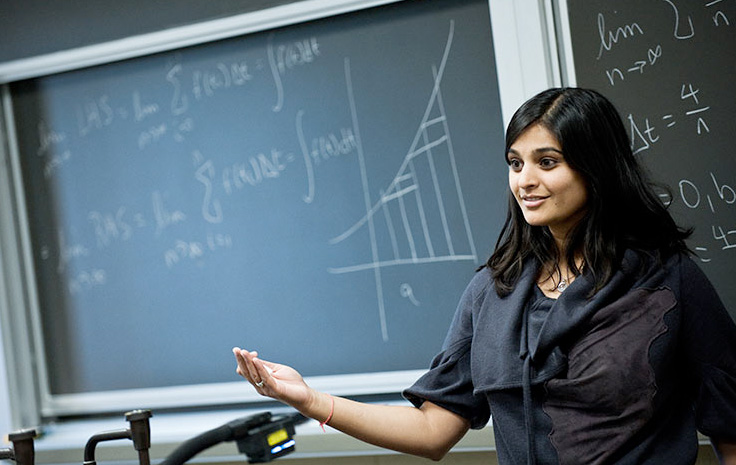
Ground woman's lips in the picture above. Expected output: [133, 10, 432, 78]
[521, 195, 547, 208]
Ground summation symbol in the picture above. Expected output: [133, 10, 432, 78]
[328, 21, 477, 341]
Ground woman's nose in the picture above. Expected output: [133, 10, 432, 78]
[517, 165, 538, 189]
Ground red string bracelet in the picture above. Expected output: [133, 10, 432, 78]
[319, 394, 335, 432]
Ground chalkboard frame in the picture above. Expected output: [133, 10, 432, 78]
[0, 0, 556, 419]
[0, 0, 405, 84]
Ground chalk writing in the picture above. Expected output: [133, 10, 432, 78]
[605, 45, 662, 85]
[192, 145, 297, 226]
[663, 0, 695, 40]
[164, 240, 205, 268]
[707, 0, 732, 26]
[268, 34, 321, 112]
[43, 149, 72, 179]
[676, 173, 736, 262]
[712, 225, 736, 250]
[36, 121, 72, 177]
[137, 116, 195, 149]
[711, 173, 736, 204]
[679, 83, 710, 134]
[597, 12, 644, 59]
[557, 0, 736, 318]
[327, 22, 476, 341]
[628, 114, 659, 154]
[173, 117, 195, 142]
[192, 58, 254, 100]
[88, 207, 145, 248]
[163, 232, 232, 269]
[52, 231, 90, 274]
[276, 37, 320, 74]
[37, 120, 66, 155]
[309, 128, 357, 165]
[297, 109, 358, 203]
[679, 173, 736, 212]
[76, 95, 114, 137]
[138, 123, 167, 149]
[69, 268, 107, 294]
[152, 191, 186, 236]
[596, 1, 733, 87]
[629, 83, 712, 154]
[221, 149, 290, 195]
[133, 91, 159, 122]
[194, 156, 223, 224]
[15, 8, 503, 358]
[400, 283, 421, 306]
[296, 110, 315, 202]
[166, 58, 189, 116]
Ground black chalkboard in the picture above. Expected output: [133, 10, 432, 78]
[563, 0, 736, 321]
[10, 0, 507, 396]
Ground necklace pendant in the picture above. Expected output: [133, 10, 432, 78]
[556, 279, 568, 292]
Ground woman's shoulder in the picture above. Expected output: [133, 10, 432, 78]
[468, 265, 495, 292]
[459, 266, 496, 308]
[624, 249, 717, 297]
[654, 249, 704, 280]
[622, 248, 694, 273]
[471, 264, 494, 283]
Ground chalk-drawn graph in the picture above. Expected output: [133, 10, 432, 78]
[328, 21, 478, 341]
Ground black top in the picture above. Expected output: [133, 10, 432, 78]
[405, 250, 736, 464]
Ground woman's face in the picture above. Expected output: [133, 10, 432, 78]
[507, 124, 589, 242]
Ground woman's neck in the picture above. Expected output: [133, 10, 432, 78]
[538, 252, 584, 297]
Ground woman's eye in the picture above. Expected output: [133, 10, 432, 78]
[508, 159, 522, 171]
[539, 158, 557, 168]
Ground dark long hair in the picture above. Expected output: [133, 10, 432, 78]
[486, 87, 691, 296]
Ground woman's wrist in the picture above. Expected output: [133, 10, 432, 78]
[319, 394, 335, 431]
[298, 388, 333, 423]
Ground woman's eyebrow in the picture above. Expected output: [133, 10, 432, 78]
[507, 147, 563, 156]
[534, 147, 563, 155]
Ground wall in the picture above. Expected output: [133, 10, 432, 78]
[0, 335, 11, 438]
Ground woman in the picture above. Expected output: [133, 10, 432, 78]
[233, 88, 736, 464]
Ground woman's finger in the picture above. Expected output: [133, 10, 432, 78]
[252, 357, 275, 388]
[232, 347, 276, 394]
[232, 347, 251, 380]
[242, 349, 266, 387]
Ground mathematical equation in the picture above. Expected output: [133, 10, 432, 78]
[597, 1, 733, 86]
[36, 34, 322, 179]
[46, 107, 358, 296]
[628, 83, 711, 154]
[666, 172, 736, 263]
[28, 32, 364, 296]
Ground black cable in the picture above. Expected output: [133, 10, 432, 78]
[158, 424, 233, 465]
[159, 411, 306, 465]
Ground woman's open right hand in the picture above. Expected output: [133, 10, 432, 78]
[232, 347, 316, 411]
